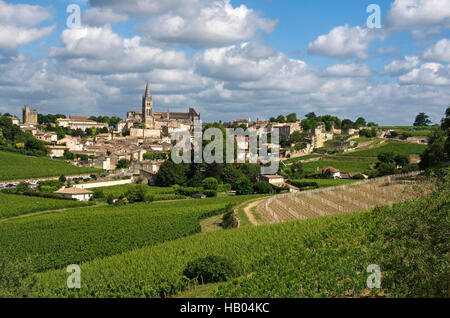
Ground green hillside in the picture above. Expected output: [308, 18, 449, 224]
[18, 182, 447, 298]
[0, 151, 102, 181]
[0, 192, 90, 219]
[340, 142, 427, 158]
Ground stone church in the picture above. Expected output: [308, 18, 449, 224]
[125, 82, 200, 132]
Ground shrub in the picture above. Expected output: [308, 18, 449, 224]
[125, 185, 153, 203]
[202, 177, 219, 190]
[253, 181, 273, 194]
[175, 187, 203, 197]
[203, 190, 217, 198]
[106, 194, 114, 205]
[290, 181, 319, 189]
[234, 176, 253, 195]
[93, 189, 104, 199]
[217, 184, 231, 193]
[352, 174, 366, 180]
[183, 256, 237, 284]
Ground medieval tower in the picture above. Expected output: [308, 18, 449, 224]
[142, 82, 155, 129]
[22, 104, 38, 125]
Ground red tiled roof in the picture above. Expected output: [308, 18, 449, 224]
[54, 187, 94, 195]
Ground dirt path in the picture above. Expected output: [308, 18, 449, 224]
[0, 208, 70, 223]
[243, 199, 265, 226]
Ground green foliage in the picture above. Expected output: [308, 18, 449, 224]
[341, 142, 427, 158]
[0, 151, 102, 181]
[116, 159, 130, 170]
[183, 256, 237, 284]
[175, 187, 203, 196]
[414, 112, 432, 127]
[222, 165, 245, 188]
[217, 184, 232, 193]
[359, 128, 377, 137]
[290, 178, 358, 188]
[143, 152, 168, 160]
[420, 129, 447, 169]
[203, 190, 218, 198]
[125, 185, 154, 203]
[0, 192, 89, 218]
[202, 177, 219, 190]
[373, 181, 449, 297]
[0, 196, 255, 274]
[156, 160, 188, 186]
[253, 181, 273, 194]
[235, 176, 253, 195]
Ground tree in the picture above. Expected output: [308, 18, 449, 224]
[305, 112, 317, 120]
[125, 185, 153, 203]
[288, 161, 304, 179]
[286, 113, 297, 123]
[394, 154, 410, 168]
[341, 119, 354, 130]
[253, 181, 273, 194]
[234, 176, 253, 195]
[276, 115, 286, 123]
[202, 177, 219, 190]
[116, 159, 130, 169]
[420, 129, 447, 169]
[378, 152, 396, 164]
[414, 113, 432, 127]
[354, 117, 367, 128]
[59, 175, 66, 183]
[156, 161, 188, 186]
[222, 165, 244, 188]
[376, 162, 397, 176]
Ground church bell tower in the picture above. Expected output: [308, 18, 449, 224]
[142, 82, 155, 129]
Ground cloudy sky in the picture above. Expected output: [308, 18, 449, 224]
[0, 0, 449, 124]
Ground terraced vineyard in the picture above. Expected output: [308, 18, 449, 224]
[259, 173, 423, 223]
[0, 192, 91, 219]
[340, 142, 427, 157]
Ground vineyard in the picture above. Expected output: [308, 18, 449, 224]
[340, 142, 427, 157]
[92, 184, 185, 201]
[18, 178, 446, 298]
[0, 195, 256, 272]
[0, 151, 102, 181]
[0, 192, 90, 219]
[259, 173, 423, 223]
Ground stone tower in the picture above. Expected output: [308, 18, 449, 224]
[22, 104, 38, 125]
[142, 82, 155, 129]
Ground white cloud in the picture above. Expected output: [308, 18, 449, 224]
[0, 0, 55, 52]
[325, 63, 373, 77]
[423, 38, 450, 63]
[89, 0, 195, 18]
[0, 25, 55, 52]
[141, 0, 277, 47]
[49, 26, 189, 74]
[399, 63, 450, 86]
[386, 0, 450, 29]
[83, 7, 128, 26]
[308, 25, 385, 59]
[384, 56, 420, 75]
[0, 0, 53, 27]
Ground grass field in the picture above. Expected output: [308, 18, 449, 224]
[0, 195, 258, 272]
[340, 142, 427, 158]
[0, 192, 91, 219]
[0, 151, 103, 181]
[302, 160, 374, 173]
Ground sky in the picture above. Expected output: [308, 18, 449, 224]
[0, 0, 449, 125]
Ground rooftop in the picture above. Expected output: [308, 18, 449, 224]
[54, 187, 94, 195]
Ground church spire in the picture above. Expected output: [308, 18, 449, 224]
[145, 81, 150, 98]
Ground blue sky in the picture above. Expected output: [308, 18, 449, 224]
[1, 0, 449, 125]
